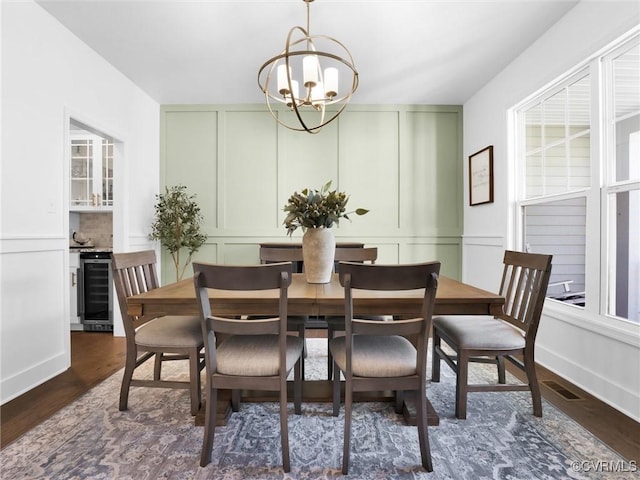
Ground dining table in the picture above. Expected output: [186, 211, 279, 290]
[126, 273, 505, 427]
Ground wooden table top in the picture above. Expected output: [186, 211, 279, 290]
[127, 273, 504, 318]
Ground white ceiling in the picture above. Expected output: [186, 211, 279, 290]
[36, 0, 580, 105]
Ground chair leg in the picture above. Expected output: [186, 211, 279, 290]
[455, 351, 469, 419]
[280, 383, 291, 473]
[394, 390, 404, 415]
[294, 357, 302, 415]
[327, 325, 334, 380]
[188, 348, 201, 416]
[200, 384, 217, 467]
[524, 350, 543, 417]
[231, 389, 240, 412]
[416, 387, 433, 472]
[431, 331, 441, 382]
[342, 378, 352, 475]
[119, 349, 137, 411]
[497, 355, 506, 384]
[332, 361, 341, 417]
[298, 323, 306, 380]
[154, 353, 162, 381]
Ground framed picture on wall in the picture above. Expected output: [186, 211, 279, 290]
[469, 146, 494, 206]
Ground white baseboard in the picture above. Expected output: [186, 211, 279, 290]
[1, 351, 68, 405]
[535, 305, 640, 423]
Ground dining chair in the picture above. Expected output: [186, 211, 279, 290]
[193, 261, 303, 471]
[431, 250, 553, 419]
[326, 246, 380, 379]
[259, 246, 305, 270]
[259, 246, 310, 377]
[111, 250, 204, 415]
[329, 261, 440, 474]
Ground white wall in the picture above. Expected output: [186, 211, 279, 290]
[0, 1, 159, 404]
[463, 1, 640, 420]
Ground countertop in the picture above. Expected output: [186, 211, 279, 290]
[69, 246, 113, 253]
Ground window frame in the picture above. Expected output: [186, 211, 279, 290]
[512, 28, 640, 327]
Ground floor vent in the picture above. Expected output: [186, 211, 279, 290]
[542, 380, 582, 400]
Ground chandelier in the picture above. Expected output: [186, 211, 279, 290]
[258, 0, 359, 134]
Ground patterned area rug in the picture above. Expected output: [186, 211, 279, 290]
[1, 339, 635, 480]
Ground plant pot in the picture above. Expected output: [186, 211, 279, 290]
[302, 227, 336, 283]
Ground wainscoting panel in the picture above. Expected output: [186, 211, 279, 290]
[0, 246, 68, 404]
[402, 110, 463, 235]
[160, 104, 463, 284]
[461, 236, 505, 290]
[403, 240, 461, 278]
[162, 110, 218, 230]
[338, 110, 400, 235]
[222, 111, 278, 230]
[279, 118, 339, 213]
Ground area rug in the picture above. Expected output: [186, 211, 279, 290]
[1, 339, 636, 480]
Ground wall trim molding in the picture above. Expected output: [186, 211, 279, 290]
[537, 344, 640, 422]
[0, 236, 68, 254]
[1, 352, 67, 405]
[541, 302, 640, 348]
[461, 235, 504, 247]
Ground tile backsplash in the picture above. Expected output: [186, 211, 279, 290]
[70, 212, 113, 247]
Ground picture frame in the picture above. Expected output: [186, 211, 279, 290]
[469, 145, 494, 206]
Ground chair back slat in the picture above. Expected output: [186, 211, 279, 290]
[211, 316, 280, 335]
[339, 261, 436, 291]
[260, 247, 304, 263]
[352, 317, 423, 336]
[111, 250, 162, 334]
[194, 262, 293, 291]
[497, 250, 553, 336]
[334, 247, 378, 264]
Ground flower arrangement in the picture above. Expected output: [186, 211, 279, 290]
[283, 181, 369, 236]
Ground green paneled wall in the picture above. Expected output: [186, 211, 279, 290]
[159, 104, 462, 284]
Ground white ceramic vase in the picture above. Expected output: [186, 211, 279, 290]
[302, 227, 336, 283]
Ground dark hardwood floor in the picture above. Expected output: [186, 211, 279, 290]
[1, 331, 126, 448]
[1, 330, 638, 463]
[506, 361, 639, 462]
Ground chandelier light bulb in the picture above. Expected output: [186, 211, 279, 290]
[277, 64, 291, 95]
[324, 67, 338, 99]
[303, 55, 319, 88]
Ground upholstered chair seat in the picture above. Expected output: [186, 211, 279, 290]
[433, 316, 525, 350]
[329, 335, 417, 377]
[216, 335, 304, 376]
[135, 315, 202, 349]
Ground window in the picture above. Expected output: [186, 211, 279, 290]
[515, 32, 639, 323]
[519, 73, 590, 308]
[604, 40, 640, 322]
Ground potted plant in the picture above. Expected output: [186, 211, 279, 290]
[149, 185, 207, 281]
[283, 181, 368, 283]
